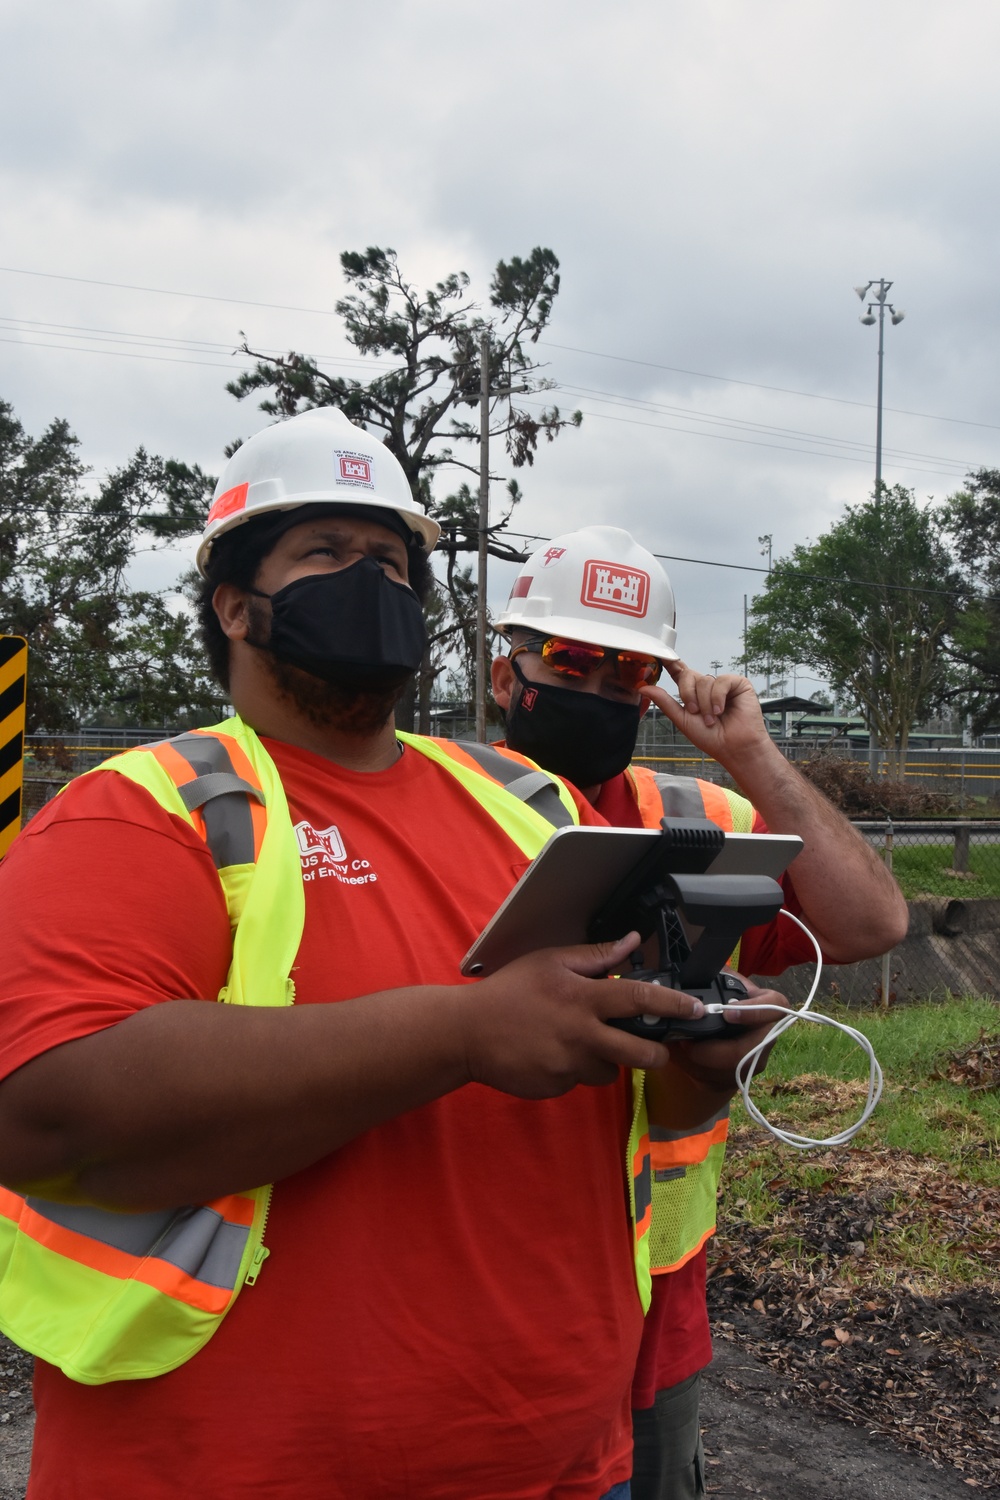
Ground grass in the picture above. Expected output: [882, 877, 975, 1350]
[717, 997, 1000, 1288]
[888, 842, 1000, 898]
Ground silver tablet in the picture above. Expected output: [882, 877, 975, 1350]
[460, 826, 803, 976]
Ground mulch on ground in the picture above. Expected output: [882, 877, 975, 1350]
[935, 1032, 1000, 1092]
[708, 1140, 1000, 1491]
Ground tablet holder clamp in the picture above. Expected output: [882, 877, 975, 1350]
[587, 818, 785, 1043]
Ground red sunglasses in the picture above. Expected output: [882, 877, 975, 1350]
[510, 636, 662, 691]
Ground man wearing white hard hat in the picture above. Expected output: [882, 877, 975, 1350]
[0, 410, 793, 1500]
[492, 526, 907, 1500]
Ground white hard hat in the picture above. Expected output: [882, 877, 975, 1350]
[196, 407, 441, 576]
[496, 525, 678, 661]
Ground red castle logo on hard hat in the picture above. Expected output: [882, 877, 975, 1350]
[581, 560, 650, 618]
[339, 456, 372, 484]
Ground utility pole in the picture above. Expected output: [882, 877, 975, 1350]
[473, 335, 528, 742]
[475, 333, 490, 743]
[757, 533, 773, 694]
[854, 280, 906, 776]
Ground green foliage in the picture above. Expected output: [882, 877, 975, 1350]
[937, 468, 1000, 733]
[746, 487, 959, 772]
[0, 400, 224, 732]
[227, 244, 580, 534]
[226, 246, 581, 727]
[889, 843, 1000, 899]
[725, 998, 1000, 1252]
[751, 999, 1000, 1186]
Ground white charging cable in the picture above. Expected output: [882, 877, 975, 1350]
[713, 909, 884, 1149]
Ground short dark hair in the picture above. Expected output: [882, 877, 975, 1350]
[196, 509, 434, 691]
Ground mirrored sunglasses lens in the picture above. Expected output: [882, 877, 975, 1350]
[541, 639, 605, 677]
[617, 655, 662, 688]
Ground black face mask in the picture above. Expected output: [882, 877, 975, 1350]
[504, 657, 643, 788]
[250, 555, 427, 689]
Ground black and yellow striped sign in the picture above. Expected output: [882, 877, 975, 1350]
[0, 636, 27, 859]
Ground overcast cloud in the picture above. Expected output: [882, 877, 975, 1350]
[2, 0, 999, 692]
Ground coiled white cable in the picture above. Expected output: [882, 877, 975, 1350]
[717, 909, 884, 1149]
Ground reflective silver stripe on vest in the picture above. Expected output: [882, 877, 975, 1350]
[651, 774, 709, 820]
[168, 733, 264, 868]
[24, 1198, 250, 1292]
[648, 1102, 730, 1144]
[453, 742, 575, 829]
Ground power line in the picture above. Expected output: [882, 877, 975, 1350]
[550, 382, 976, 474]
[518, 396, 977, 482]
[539, 339, 1000, 434]
[0, 334, 252, 372]
[0, 264, 338, 316]
[502, 531, 985, 601]
[2, 262, 994, 436]
[0, 314, 405, 370]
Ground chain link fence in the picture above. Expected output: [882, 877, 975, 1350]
[18, 731, 1000, 1007]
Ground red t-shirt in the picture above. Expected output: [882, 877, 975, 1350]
[593, 770, 814, 1404]
[0, 739, 642, 1500]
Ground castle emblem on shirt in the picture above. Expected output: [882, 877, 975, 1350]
[581, 559, 650, 618]
[295, 821, 347, 862]
[294, 820, 378, 886]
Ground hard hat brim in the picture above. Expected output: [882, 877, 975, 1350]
[496, 612, 678, 663]
[197, 494, 441, 576]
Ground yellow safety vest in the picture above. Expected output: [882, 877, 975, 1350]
[0, 718, 653, 1383]
[627, 766, 755, 1276]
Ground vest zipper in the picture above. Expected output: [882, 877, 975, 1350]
[627, 1068, 645, 1231]
[243, 1184, 273, 1287]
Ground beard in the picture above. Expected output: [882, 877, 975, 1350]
[246, 598, 412, 736]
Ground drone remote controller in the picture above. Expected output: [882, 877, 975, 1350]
[609, 971, 751, 1042]
[587, 818, 786, 1046]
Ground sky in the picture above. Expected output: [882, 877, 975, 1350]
[2, 0, 999, 700]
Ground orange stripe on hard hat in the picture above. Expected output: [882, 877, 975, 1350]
[206, 483, 249, 526]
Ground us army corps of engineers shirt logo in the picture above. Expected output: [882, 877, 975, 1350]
[294, 820, 379, 886]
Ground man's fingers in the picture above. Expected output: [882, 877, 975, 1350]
[600, 976, 705, 1022]
[556, 932, 644, 978]
[588, 1026, 670, 1075]
[640, 682, 686, 727]
[722, 985, 789, 1028]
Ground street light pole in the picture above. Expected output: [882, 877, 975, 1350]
[855, 278, 905, 494]
[854, 279, 906, 775]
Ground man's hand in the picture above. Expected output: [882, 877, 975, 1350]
[643, 662, 775, 772]
[644, 977, 790, 1129]
[642, 661, 909, 964]
[463, 934, 705, 1098]
[663, 977, 789, 1092]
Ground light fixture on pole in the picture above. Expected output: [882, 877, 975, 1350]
[853, 278, 906, 778]
[854, 279, 905, 495]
